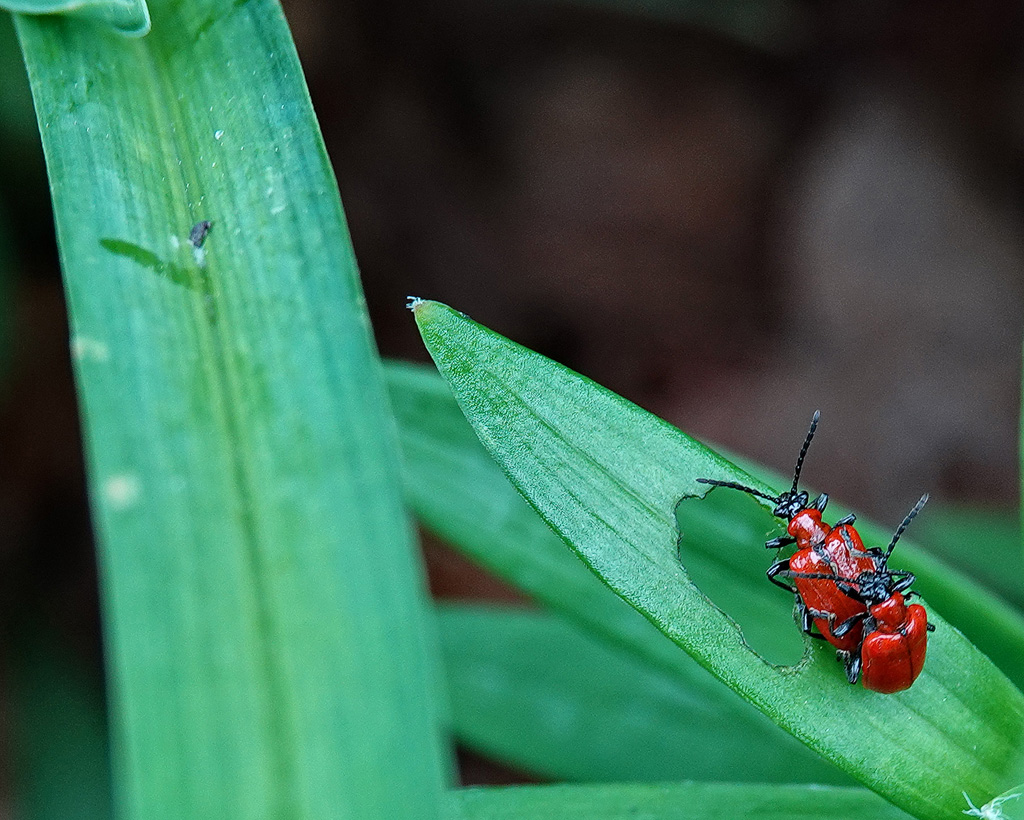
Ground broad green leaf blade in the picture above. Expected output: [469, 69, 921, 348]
[438, 603, 845, 784]
[16, 6, 450, 818]
[453, 782, 913, 820]
[9, 628, 112, 820]
[2, 0, 150, 35]
[413, 300, 1024, 820]
[388, 361, 845, 784]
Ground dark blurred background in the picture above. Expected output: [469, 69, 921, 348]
[1, 0, 1023, 807]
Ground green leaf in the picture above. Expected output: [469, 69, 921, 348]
[413, 299, 1024, 820]
[438, 602, 846, 784]
[453, 782, 913, 820]
[16, 5, 449, 818]
[3, 0, 150, 36]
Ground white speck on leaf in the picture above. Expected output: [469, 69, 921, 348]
[71, 336, 110, 362]
[104, 474, 141, 510]
[214, 129, 224, 140]
[265, 166, 286, 215]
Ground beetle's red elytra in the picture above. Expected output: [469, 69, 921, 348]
[861, 592, 929, 693]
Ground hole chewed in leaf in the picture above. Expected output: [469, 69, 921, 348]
[675, 487, 805, 666]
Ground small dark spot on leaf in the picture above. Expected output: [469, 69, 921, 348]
[189, 220, 212, 248]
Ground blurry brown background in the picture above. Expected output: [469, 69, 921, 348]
[1, 0, 1023, 802]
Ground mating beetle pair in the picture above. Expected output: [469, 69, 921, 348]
[697, 412, 932, 694]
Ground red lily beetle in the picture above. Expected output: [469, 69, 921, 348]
[696, 411, 876, 651]
[784, 494, 933, 693]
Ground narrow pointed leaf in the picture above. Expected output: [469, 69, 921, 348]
[453, 782, 912, 820]
[15, 5, 449, 818]
[413, 300, 1024, 820]
[438, 603, 846, 784]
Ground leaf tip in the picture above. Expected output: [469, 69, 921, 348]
[407, 298, 461, 325]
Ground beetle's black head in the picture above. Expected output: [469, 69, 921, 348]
[852, 570, 893, 605]
[772, 490, 809, 521]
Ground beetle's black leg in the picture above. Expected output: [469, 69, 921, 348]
[805, 605, 843, 639]
[833, 513, 856, 527]
[798, 600, 828, 640]
[765, 534, 796, 550]
[838, 649, 861, 684]
[891, 571, 917, 595]
[811, 492, 829, 512]
[926, 622, 935, 632]
[767, 558, 797, 592]
[832, 611, 867, 638]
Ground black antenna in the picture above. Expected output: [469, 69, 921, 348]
[790, 410, 820, 494]
[883, 493, 929, 562]
[695, 478, 779, 503]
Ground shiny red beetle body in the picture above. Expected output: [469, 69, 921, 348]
[777, 495, 933, 692]
[860, 592, 929, 693]
[698, 412, 933, 692]
[785, 509, 876, 652]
